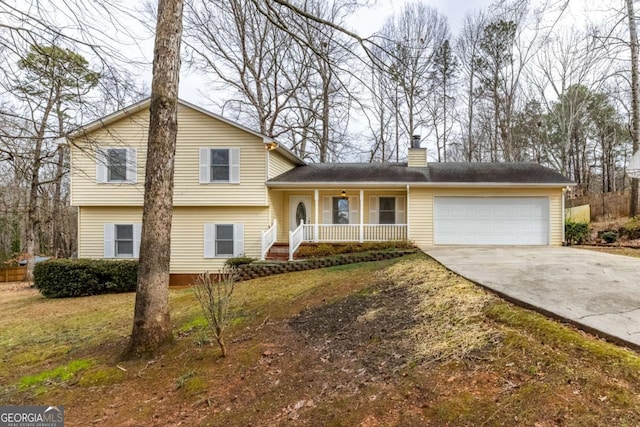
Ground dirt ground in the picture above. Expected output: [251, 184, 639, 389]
[4, 256, 640, 426]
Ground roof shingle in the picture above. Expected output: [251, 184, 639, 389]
[267, 162, 573, 185]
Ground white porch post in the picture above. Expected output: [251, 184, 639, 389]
[314, 189, 319, 243]
[359, 189, 364, 243]
[406, 184, 411, 241]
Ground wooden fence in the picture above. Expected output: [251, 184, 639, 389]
[566, 190, 639, 220]
[0, 266, 26, 283]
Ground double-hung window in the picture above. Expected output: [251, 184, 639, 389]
[199, 148, 240, 183]
[378, 197, 396, 225]
[96, 147, 137, 183]
[104, 223, 141, 258]
[369, 196, 406, 224]
[332, 198, 350, 224]
[204, 223, 244, 258]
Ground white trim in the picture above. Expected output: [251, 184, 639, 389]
[406, 185, 411, 239]
[266, 181, 574, 188]
[562, 189, 566, 244]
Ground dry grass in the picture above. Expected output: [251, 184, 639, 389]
[385, 257, 499, 363]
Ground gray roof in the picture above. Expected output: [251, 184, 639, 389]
[267, 162, 573, 185]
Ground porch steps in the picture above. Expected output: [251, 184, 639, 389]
[265, 243, 291, 261]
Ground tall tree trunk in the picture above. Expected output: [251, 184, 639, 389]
[127, 0, 184, 357]
[628, 0, 640, 216]
[26, 96, 55, 281]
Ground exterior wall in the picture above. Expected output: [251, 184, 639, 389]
[71, 104, 269, 207]
[408, 187, 565, 247]
[268, 150, 297, 179]
[78, 205, 269, 274]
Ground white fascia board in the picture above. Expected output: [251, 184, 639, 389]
[266, 181, 574, 188]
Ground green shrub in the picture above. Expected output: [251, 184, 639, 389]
[619, 217, 640, 240]
[225, 257, 255, 267]
[295, 240, 414, 259]
[34, 259, 138, 298]
[565, 220, 589, 245]
[601, 231, 618, 244]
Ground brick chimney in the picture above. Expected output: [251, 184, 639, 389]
[407, 135, 427, 168]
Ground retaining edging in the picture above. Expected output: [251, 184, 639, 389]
[236, 250, 417, 282]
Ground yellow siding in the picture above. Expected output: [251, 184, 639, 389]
[268, 150, 297, 179]
[71, 104, 269, 207]
[408, 187, 565, 247]
[71, 109, 148, 206]
[78, 206, 269, 274]
[407, 148, 427, 168]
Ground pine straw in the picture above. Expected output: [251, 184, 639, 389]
[384, 257, 501, 363]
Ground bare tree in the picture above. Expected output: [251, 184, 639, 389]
[377, 2, 449, 155]
[627, 0, 640, 215]
[126, 0, 183, 357]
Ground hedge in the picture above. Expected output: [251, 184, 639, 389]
[34, 259, 138, 298]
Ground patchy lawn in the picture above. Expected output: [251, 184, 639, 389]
[2, 254, 640, 425]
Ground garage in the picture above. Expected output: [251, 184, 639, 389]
[434, 197, 550, 245]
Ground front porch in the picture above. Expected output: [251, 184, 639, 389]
[261, 188, 409, 260]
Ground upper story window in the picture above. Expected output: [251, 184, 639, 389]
[96, 147, 137, 183]
[199, 147, 240, 183]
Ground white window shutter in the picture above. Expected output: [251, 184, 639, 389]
[233, 223, 244, 257]
[369, 196, 379, 225]
[96, 148, 107, 183]
[322, 196, 332, 224]
[126, 148, 137, 183]
[199, 148, 210, 183]
[104, 224, 115, 258]
[133, 223, 142, 258]
[204, 223, 215, 258]
[396, 196, 406, 224]
[349, 196, 359, 225]
[230, 148, 240, 183]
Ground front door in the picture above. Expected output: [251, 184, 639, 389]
[290, 196, 311, 231]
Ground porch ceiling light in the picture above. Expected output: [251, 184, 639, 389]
[341, 190, 347, 199]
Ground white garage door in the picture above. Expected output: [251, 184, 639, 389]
[434, 197, 549, 245]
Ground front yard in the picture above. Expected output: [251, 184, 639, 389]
[2, 254, 640, 425]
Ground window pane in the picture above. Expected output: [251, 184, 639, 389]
[333, 197, 349, 224]
[107, 149, 127, 182]
[211, 165, 230, 181]
[379, 211, 395, 225]
[211, 149, 229, 165]
[216, 225, 233, 240]
[216, 241, 233, 256]
[116, 241, 133, 256]
[379, 197, 395, 211]
[115, 224, 133, 240]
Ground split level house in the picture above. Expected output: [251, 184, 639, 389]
[68, 98, 574, 285]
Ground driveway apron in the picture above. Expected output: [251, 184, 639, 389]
[422, 246, 640, 349]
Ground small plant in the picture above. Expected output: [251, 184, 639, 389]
[601, 231, 618, 244]
[619, 217, 640, 240]
[225, 256, 255, 267]
[192, 265, 238, 357]
[565, 220, 589, 245]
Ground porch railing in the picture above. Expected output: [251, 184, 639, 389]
[302, 224, 407, 243]
[289, 220, 305, 261]
[260, 220, 277, 260]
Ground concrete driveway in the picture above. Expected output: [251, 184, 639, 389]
[423, 246, 640, 349]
